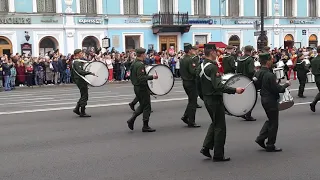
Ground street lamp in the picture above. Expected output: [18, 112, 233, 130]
[25, 31, 30, 42]
[257, 0, 268, 50]
[102, 37, 110, 49]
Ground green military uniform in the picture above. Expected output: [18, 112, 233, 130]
[191, 46, 202, 109]
[222, 45, 236, 74]
[197, 44, 237, 161]
[295, 53, 309, 98]
[236, 45, 256, 121]
[72, 49, 93, 117]
[310, 51, 320, 112]
[179, 44, 200, 127]
[127, 48, 155, 132]
[254, 53, 289, 152]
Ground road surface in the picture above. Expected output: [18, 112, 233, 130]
[0, 80, 319, 180]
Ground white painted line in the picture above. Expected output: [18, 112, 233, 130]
[0, 97, 188, 115]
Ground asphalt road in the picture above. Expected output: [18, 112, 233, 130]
[0, 80, 319, 180]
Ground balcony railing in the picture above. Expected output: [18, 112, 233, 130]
[152, 12, 189, 26]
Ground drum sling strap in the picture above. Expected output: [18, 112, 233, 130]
[200, 62, 212, 81]
[72, 59, 91, 84]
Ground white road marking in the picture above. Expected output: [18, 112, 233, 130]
[0, 97, 315, 116]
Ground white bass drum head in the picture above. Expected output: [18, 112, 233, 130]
[84, 61, 109, 87]
[222, 74, 257, 117]
[146, 65, 174, 96]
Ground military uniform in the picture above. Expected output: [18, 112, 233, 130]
[191, 46, 202, 109]
[310, 52, 320, 112]
[236, 45, 256, 121]
[254, 53, 290, 152]
[197, 44, 238, 162]
[222, 45, 236, 74]
[295, 54, 309, 98]
[72, 49, 94, 117]
[180, 44, 200, 128]
[127, 48, 155, 132]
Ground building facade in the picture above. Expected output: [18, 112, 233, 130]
[0, 0, 320, 56]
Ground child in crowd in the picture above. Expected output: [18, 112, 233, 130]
[66, 65, 71, 84]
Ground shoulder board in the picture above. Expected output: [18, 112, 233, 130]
[223, 55, 231, 58]
[73, 59, 87, 63]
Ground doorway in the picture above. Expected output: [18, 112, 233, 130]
[284, 34, 294, 49]
[0, 36, 12, 56]
[159, 35, 177, 52]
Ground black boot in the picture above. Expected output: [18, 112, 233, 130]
[200, 147, 212, 158]
[80, 106, 91, 117]
[127, 115, 136, 130]
[73, 104, 80, 115]
[142, 121, 156, 132]
[129, 103, 135, 111]
[181, 116, 189, 124]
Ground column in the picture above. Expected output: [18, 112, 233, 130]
[273, 0, 280, 48]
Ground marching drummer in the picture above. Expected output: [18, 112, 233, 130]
[222, 45, 236, 74]
[179, 44, 201, 128]
[310, 46, 320, 112]
[236, 45, 256, 121]
[127, 48, 158, 133]
[254, 53, 291, 152]
[295, 53, 309, 98]
[197, 44, 244, 161]
[72, 49, 95, 117]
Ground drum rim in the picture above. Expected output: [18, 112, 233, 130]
[223, 74, 258, 117]
[147, 64, 175, 96]
[83, 61, 109, 87]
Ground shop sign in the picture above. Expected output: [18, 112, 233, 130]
[78, 18, 102, 24]
[0, 17, 31, 24]
[124, 18, 140, 23]
[290, 20, 315, 24]
[188, 19, 215, 25]
[234, 20, 257, 24]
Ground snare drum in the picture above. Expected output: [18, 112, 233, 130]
[146, 64, 174, 96]
[221, 73, 257, 117]
[307, 72, 315, 83]
[83, 61, 109, 87]
[279, 88, 294, 111]
[273, 68, 284, 79]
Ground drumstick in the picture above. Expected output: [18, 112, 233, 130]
[244, 77, 258, 89]
[155, 70, 158, 76]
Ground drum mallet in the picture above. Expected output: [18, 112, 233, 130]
[244, 77, 258, 89]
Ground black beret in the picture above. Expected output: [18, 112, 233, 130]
[135, 48, 146, 54]
[204, 44, 217, 51]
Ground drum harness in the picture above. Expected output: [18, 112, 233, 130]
[71, 59, 92, 84]
[199, 62, 212, 81]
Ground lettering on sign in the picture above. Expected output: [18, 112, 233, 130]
[78, 19, 102, 24]
[234, 20, 257, 25]
[125, 19, 140, 23]
[0, 17, 31, 24]
[290, 20, 314, 24]
[41, 19, 59, 23]
[226, 77, 240, 86]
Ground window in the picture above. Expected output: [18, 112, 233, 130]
[257, 0, 268, 16]
[194, 0, 206, 15]
[228, 0, 239, 17]
[309, 0, 317, 17]
[0, 0, 8, 12]
[195, 35, 207, 45]
[37, 0, 56, 13]
[125, 36, 141, 51]
[80, 0, 97, 14]
[160, 0, 173, 13]
[284, 0, 293, 17]
[124, 0, 138, 15]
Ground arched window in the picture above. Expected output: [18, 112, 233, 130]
[39, 36, 58, 56]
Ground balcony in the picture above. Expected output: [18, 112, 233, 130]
[152, 12, 191, 34]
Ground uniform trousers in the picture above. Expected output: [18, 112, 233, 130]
[311, 76, 320, 105]
[133, 86, 151, 121]
[75, 79, 89, 107]
[256, 97, 279, 148]
[297, 72, 307, 96]
[182, 80, 197, 124]
[203, 95, 226, 158]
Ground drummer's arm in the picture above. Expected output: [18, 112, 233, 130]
[210, 65, 236, 94]
[137, 65, 153, 84]
[73, 61, 92, 76]
[269, 74, 289, 94]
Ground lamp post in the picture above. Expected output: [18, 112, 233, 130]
[25, 31, 30, 42]
[257, 0, 268, 50]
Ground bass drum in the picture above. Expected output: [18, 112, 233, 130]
[221, 73, 257, 117]
[146, 64, 174, 96]
[83, 61, 109, 87]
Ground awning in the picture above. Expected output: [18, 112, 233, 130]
[198, 42, 228, 49]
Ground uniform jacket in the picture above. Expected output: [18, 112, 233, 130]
[71, 59, 92, 83]
[237, 54, 255, 79]
[222, 53, 236, 74]
[311, 55, 320, 76]
[180, 54, 197, 81]
[196, 59, 236, 98]
[130, 59, 153, 87]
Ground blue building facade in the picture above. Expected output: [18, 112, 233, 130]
[0, 0, 320, 56]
